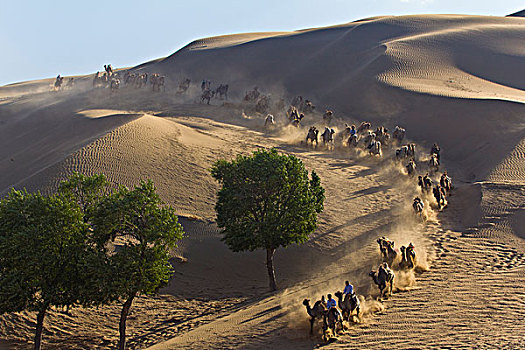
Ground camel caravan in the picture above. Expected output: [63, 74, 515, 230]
[303, 236, 422, 341]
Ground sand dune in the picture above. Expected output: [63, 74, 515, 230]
[0, 13, 524, 349]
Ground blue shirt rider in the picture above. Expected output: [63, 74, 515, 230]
[350, 125, 356, 136]
[343, 280, 354, 295]
[326, 294, 337, 309]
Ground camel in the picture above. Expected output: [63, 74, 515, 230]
[291, 113, 304, 127]
[177, 78, 191, 93]
[339, 124, 352, 141]
[322, 308, 343, 341]
[393, 126, 406, 143]
[423, 174, 433, 192]
[376, 129, 390, 146]
[321, 128, 335, 149]
[430, 143, 440, 162]
[124, 72, 136, 86]
[440, 172, 452, 193]
[302, 100, 315, 114]
[413, 197, 424, 217]
[377, 237, 397, 265]
[406, 160, 416, 176]
[405, 243, 416, 269]
[135, 73, 148, 88]
[110, 79, 120, 92]
[363, 131, 376, 148]
[287, 106, 299, 122]
[244, 87, 260, 101]
[396, 145, 411, 159]
[255, 95, 270, 114]
[369, 262, 395, 298]
[428, 154, 439, 173]
[264, 114, 275, 128]
[151, 74, 165, 92]
[306, 126, 319, 146]
[334, 291, 360, 322]
[323, 110, 333, 124]
[215, 84, 229, 100]
[201, 89, 215, 104]
[347, 134, 358, 148]
[357, 121, 371, 133]
[418, 175, 425, 192]
[433, 185, 446, 209]
[303, 298, 327, 335]
[369, 140, 382, 156]
[400, 244, 417, 269]
[104, 64, 113, 77]
[201, 80, 211, 92]
[54, 75, 64, 90]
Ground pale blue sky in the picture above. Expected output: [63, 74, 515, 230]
[1, 0, 523, 85]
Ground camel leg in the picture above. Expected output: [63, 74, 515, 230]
[309, 318, 314, 335]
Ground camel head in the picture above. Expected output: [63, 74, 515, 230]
[334, 291, 343, 300]
[302, 299, 310, 307]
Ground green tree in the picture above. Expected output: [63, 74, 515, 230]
[57, 172, 111, 308]
[92, 180, 184, 350]
[0, 189, 88, 350]
[211, 148, 324, 291]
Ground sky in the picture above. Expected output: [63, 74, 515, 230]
[1, 0, 523, 85]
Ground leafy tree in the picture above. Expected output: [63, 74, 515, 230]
[0, 189, 88, 350]
[211, 148, 324, 291]
[58, 172, 108, 221]
[57, 172, 111, 307]
[92, 180, 184, 350]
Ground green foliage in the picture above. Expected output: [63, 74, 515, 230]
[0, 188, 88, 314]
[92, 179, 184, 299]
[211, 148, 325, 252]
[58, 172, 108, 221]
[0, 174, 184, 349]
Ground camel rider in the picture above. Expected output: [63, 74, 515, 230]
[343, 281, 354, 295]
[326, 294, 342, 317]
[350, 125, 356, 136]
[407, 242, 415, 255]
[418, 175, 424, 190]
[326, 294, 337, 309]
[431, 143, 440, 161]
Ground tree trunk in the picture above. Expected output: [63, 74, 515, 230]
[34, 306, 47, 350]
[118, 294, 135, 350]
[266, 247, 277, 291]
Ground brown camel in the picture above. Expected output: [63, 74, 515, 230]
[377, 237, 397, 266]
[369, 262, 395, 298]
[334, 291, 360, 322]
[303, 298, 327, 335]
[322, 307, 343, 341]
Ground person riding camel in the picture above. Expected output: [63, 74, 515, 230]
[326, 294, 336, 309]
[350, 125, 356, 136]
[423, 173, 432, 190]
[418, 175, 424, 190]
[343, 281, 354, 295]
[440, 171, 452, 191]
[431, 143, 440, 162]
[326, 293, 342, 318]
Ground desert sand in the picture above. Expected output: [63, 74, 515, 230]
[1, 14, 524, 349]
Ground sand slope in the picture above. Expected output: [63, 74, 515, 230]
[0, 13, 524, 350]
